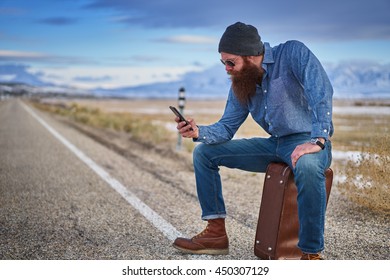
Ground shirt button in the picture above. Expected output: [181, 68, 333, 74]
[327, 112, 330, 115]
[264, 89, 267, 93]
[265, 106, 267, 109]
[203, 136, 206, 139]
[323, 129, 327, 133]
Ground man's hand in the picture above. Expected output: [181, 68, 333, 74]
[175, 117, 199, 139]
[291, 139, 325, 168]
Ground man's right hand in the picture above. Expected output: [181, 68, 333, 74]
[175, 117, 199, 139]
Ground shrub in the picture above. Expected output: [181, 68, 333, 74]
[338, 134, 390, 213]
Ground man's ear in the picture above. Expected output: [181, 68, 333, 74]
[250, 55, 264, 65]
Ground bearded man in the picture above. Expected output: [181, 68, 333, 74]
[172, 22, 334, 260]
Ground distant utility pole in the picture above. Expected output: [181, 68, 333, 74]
[176, 87, 186, 151]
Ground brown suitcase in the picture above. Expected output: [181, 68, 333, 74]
[254, 162, 333, 260]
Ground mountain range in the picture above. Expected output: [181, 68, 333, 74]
[1, 62, 390, 99]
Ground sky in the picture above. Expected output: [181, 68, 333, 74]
[0, 0, 389, 90]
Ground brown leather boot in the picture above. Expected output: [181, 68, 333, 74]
[173, 218, 229, 255]
[300, 253, 323, 260]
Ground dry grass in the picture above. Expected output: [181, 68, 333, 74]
[31, 101, 175, 146]
[332, 114, 390, 152]
[337, 133, 390, 213]
[330, 101, 390, 212]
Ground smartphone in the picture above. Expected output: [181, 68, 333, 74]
[169, 106, 193, 131]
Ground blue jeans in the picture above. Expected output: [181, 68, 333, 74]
[192, 133, 332, 253]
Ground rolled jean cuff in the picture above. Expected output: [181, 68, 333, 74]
[202, 214, 227, 221]
[300, 247, 324, 254]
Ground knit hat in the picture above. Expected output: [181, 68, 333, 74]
[218, 22, 263, 56]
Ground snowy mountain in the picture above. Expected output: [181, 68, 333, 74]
[96, 62, 390, 99]
[1, 62, 390, 99]
[93, 64, 231, 99]
[324, 62, 390, 98]
[0, 64, 92, 97]
[0, 64, 51, 87]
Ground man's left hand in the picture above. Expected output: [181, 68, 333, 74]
[291, 140, 324, 168]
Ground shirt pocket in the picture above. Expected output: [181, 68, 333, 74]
[268, 77, 288, 107]
[266, 76, 311, 136]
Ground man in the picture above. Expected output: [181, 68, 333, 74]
[172, 22, 333, 260]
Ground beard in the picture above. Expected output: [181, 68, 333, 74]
[229, 58, 263, 104]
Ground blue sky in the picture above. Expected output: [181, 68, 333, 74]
[0, 0, 389, 89]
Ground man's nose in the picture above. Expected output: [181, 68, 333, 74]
[225, 65, 233, 71]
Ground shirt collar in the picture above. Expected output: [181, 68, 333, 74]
[260, 42, 273, 74]
[262, 42, 274, 64]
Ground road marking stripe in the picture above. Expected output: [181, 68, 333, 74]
[22, 102, 183, 242]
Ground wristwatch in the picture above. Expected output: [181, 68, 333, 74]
[310, 138, 325, 150]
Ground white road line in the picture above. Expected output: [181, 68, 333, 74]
[21, 102, 183, 242]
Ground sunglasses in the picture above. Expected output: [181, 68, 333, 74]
[220, 57, 239, 67]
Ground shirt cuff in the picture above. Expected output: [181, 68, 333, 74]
[193, 126, 207, 143]
[311, 123, 331, 140]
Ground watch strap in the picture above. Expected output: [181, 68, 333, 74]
[315, 140, 325, 150]
[311, 138, 325, 150]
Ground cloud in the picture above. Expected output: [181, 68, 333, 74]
[73, 75, 112, 82]
[131, 55, 162, 63]
[0, 7, 26, 16]
[0, 49, 97, 65]
[0, 49, 164, 67]
[27, 64, 201, 89]
[0, 50, 48, 60]
[36, 17, 79, 26]
[156, 35, 217, 45]
[86, 0, 390, 41]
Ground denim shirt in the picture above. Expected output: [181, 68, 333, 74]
[196, 40, 334, 144]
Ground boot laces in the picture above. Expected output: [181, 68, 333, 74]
[194, 224, 210, 239]
[302, 253, 322, 260]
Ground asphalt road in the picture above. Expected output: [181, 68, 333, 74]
[0, 98, 389, 261]
[0, 98, 186, 259]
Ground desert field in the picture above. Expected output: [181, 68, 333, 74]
[55, 97, 390, 151]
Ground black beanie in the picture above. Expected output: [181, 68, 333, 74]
[218, 22, 264, 56]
